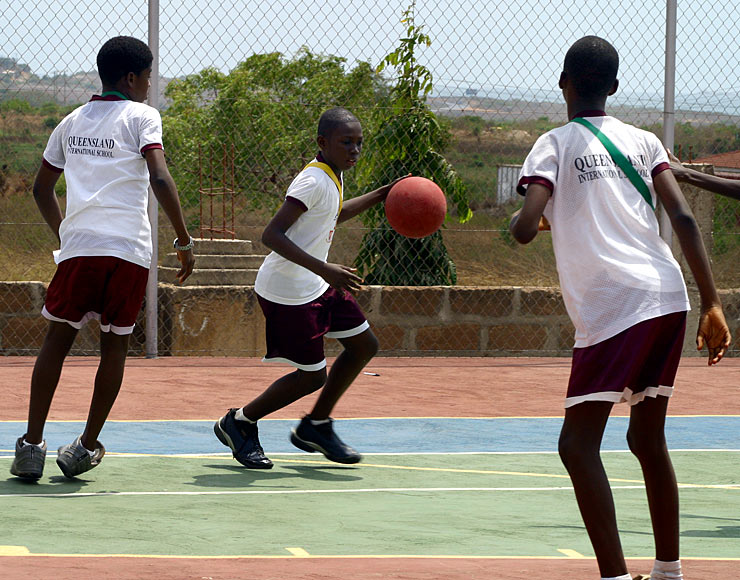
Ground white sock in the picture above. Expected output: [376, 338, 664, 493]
[651, 559, 683, 579]
[21, 438, 44, 448]
[234, 408, 255, 423]
[77, 436, 97, 457]
[309, 417, 331, 426]
[602, 575, 631, 580]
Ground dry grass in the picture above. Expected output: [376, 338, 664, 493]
[1, 112, 737, 289]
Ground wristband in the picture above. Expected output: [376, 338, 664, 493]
[173, 236, 194, 251]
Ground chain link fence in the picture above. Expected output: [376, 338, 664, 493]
[1, 1, 738, 356]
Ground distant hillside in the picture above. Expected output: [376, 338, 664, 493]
[2, 55, 739, 126]
[0, 56, 171, 106]
[429, 96, 740, 126]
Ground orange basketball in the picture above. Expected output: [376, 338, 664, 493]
[385, 177, 447, 238]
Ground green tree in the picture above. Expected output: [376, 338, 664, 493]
[162, 49, 383, 210]
[354, 1, 472, 285]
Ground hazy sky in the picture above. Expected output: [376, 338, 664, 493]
[2, 1, 739, 113]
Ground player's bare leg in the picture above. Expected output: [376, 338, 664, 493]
[627, 395, 679, 563]
[310, 328, 379, 419]
[241, 368, 327, 420]
[80, 330, 130, 450]
[559, 401, 629, 578]
[25, 321, 78, 444]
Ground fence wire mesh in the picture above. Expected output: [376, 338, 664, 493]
[1, 1, 739, 356]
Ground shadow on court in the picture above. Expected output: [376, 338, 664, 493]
[190, 463, 362, 488]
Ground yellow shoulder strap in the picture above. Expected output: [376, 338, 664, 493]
[304, 161, 343, 215]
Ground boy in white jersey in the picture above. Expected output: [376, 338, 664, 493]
[215, 108, 405, 468]
[11, 36, 194, 480]
[510, 37, 730, 580]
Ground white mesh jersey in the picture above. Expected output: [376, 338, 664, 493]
[42, 95, 163, 268]
[255, 162, 342, 305]
[517, 114, 690, 348]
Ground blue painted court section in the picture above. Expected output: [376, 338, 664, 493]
[1, 417, 738, 456]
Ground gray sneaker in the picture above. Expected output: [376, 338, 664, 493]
[10, 437, 47, 480]
[56, 436, 105, 479]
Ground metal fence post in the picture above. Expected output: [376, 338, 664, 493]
[661, 0, 677, 246]
[145, 0, 160, 358]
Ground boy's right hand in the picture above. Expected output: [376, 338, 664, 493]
[696, 305, 732, 365]
[319, 263, 363, 292]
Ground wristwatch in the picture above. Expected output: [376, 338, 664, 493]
[173, 236, 195, 251]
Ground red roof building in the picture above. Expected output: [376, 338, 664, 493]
[691, 150, 740, 179]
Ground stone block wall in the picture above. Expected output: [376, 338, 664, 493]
[3, 282, 739, 357]
[346, 286, 573, 356]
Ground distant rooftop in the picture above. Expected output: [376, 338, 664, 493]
[692, 150, 740, 171]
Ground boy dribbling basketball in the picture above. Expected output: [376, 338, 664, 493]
[214, 107, 406, 469]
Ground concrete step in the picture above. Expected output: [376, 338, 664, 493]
[191, 238, 254, 255]
[162, 253, 264, 269]
[158, 267, 258, 286]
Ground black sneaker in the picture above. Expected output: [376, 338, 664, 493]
[214, 409, 273, 469]
[290, 416, 362, 464]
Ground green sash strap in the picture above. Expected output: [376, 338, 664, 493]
[304, 161, 342, 215]
[571, 116, 655, 210]
[100, 90, 129, 100]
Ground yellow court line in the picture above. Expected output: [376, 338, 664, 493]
[285, 547, 310, 557]
[0, 546, 30, 556]
[0, 553, 737, 561]
[2, 414, 739, 423]
[557, 549, 586, 558]
[272, 458, 740, 490]
[274, 457, 574, 480]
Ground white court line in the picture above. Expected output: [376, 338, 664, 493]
[1, 449, 738, 458]
[1, 483, 738, 499]
[0, 486, 629, 499]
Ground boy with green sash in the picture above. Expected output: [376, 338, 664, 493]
[510, 36, 730, 580]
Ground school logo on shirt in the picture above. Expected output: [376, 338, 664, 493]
[573, 153, 649, 184]
[67, 135, 115, 159]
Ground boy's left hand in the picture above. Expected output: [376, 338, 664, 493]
[175, 249, 195, 283]
[379, 174, 412, 199]
[696, 305, 732, 365]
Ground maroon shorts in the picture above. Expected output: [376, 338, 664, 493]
[258, 287, 369, 371]
[566, 311, 687, 408]
[43, 256, 149, 335]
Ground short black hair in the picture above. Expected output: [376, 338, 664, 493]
[97, 36, 153, 86]
[563, 36, 619, 99]
[318, 107, 359, 138]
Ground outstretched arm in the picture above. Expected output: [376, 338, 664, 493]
[145, 148, 195, 283]
[653, 169, 731, 364]
[32, 164, 64, 242]
[669, 153, 740, 201]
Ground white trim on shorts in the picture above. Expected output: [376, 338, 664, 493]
[564, 384, 674, 408]
[325, 320, 370, 339]
[42, 306, 136, 335]
[260, 321, 370, 371]
[261, 356, 327, 372]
